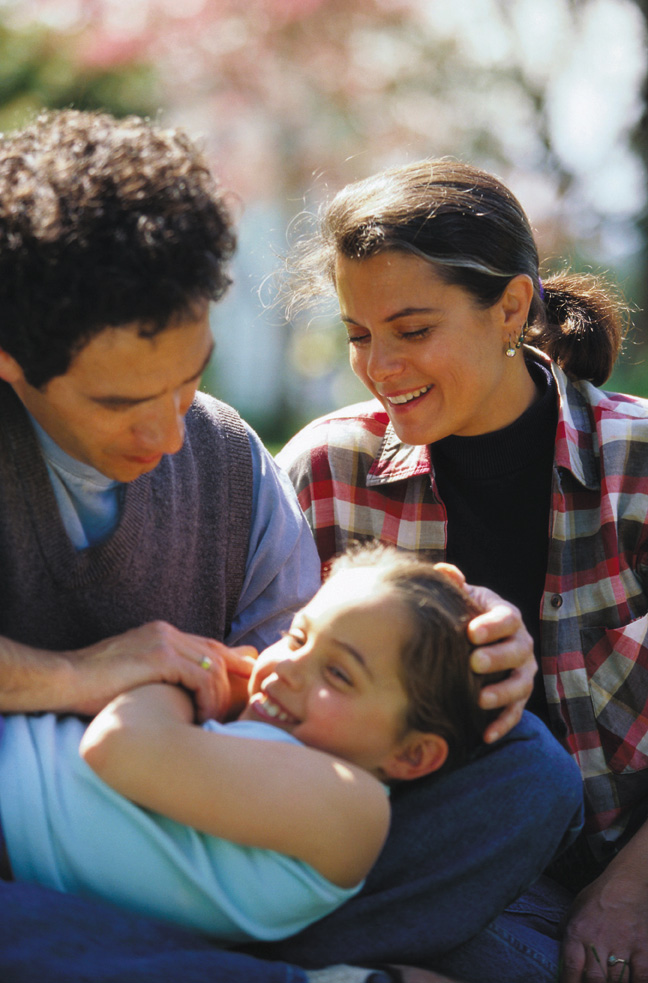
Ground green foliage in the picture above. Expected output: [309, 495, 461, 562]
[0, 19, 156, 132]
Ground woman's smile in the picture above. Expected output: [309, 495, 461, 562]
[336, 250, 538, 445]
[384, 384, 434, 406]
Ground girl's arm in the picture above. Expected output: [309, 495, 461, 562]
[80, 683, 389, 889]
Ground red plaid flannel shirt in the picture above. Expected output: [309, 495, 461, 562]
[277, 350, 648, 861]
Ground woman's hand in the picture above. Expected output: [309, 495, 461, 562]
[467, 586, 536, 743]
[561, 826, 648, 982]
[434, 566, 535, 743]
[561, 871, 648, 982]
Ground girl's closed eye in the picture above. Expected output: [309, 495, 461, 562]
[282, 627, 307, 649]
[325, 664, 353, 686]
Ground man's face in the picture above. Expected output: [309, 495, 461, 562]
[9, 308, 214, 481]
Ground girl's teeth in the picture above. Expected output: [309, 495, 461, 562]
[388, 385, 432, 405]
[259, 694, 294, 723]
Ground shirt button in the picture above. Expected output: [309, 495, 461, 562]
[550, 594, 563, 609]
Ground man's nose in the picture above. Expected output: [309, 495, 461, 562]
[133, 395, 186, 456]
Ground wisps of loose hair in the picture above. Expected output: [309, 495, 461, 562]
[282, 159, 630, 386]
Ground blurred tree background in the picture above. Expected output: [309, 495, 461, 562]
[0, 0, 645, 446]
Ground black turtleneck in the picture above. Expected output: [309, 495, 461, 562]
[432, 360, 557, 719]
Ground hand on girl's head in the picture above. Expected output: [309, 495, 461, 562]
[458, 583, 535, 743]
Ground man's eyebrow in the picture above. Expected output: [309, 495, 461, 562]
[90, 344, 215, 407]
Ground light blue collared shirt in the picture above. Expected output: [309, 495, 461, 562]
[30, 414, 321, 650]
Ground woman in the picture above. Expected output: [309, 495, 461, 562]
[277, 159, 644, 983]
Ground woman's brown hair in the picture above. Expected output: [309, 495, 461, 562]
[285, 159, 629, 386]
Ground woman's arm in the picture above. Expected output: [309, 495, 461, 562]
[80, 683, 389, 888]
[560, 818, 648, 982]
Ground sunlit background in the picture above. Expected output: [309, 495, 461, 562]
[0, 0, 646, 446]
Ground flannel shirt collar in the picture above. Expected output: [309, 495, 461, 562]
[546, 350, 599, 491]
[365, 347, 600, 492]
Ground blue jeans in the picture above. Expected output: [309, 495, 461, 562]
[0, 712, 583, 982]
[434, 875, 575, 983]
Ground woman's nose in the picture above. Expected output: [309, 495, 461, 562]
[366, 340, 403, 383]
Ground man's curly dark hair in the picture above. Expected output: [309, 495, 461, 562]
[0, 109, 237, 387]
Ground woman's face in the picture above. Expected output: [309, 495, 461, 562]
[335, 250, 533, 445]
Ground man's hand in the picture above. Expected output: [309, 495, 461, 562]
[65, 625, 256, 721]
[433, 565, 535, 743]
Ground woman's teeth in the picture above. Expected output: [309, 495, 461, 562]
[387, 385, 432, 405]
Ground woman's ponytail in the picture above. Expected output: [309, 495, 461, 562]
[526, 271, 630, 386]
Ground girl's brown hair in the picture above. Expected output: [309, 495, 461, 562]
[330, 542, 506, 772]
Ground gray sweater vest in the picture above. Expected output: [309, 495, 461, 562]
[0, 383, 253, 649]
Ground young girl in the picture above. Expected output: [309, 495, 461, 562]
[0, 545, 538, 943]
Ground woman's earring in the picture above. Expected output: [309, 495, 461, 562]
[505, 321, 527, 358]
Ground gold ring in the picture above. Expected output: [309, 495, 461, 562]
[199, 656, 213, 671]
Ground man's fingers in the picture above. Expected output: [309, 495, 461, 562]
[192, 658, 231, 723]
[210, 642, 258, 677]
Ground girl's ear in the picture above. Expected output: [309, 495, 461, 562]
[383, 732, 449, 782]
[0, 347, 25, 386]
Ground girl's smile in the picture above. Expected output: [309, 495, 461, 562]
[240, 566, 416, 779]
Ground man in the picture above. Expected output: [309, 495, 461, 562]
[0, 109, 580, 983]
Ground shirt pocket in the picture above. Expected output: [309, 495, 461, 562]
[581, 614, 648, 774]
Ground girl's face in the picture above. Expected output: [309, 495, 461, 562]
[240, 568, 415, 779]
[335, 250, 534, 446]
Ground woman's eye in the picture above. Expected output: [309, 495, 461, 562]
[401, 326, 431, 340]
[346, 334, 370, 346]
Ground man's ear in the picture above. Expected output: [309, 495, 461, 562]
[383, 732, 449, 782]
[0, 347, 25, 385]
